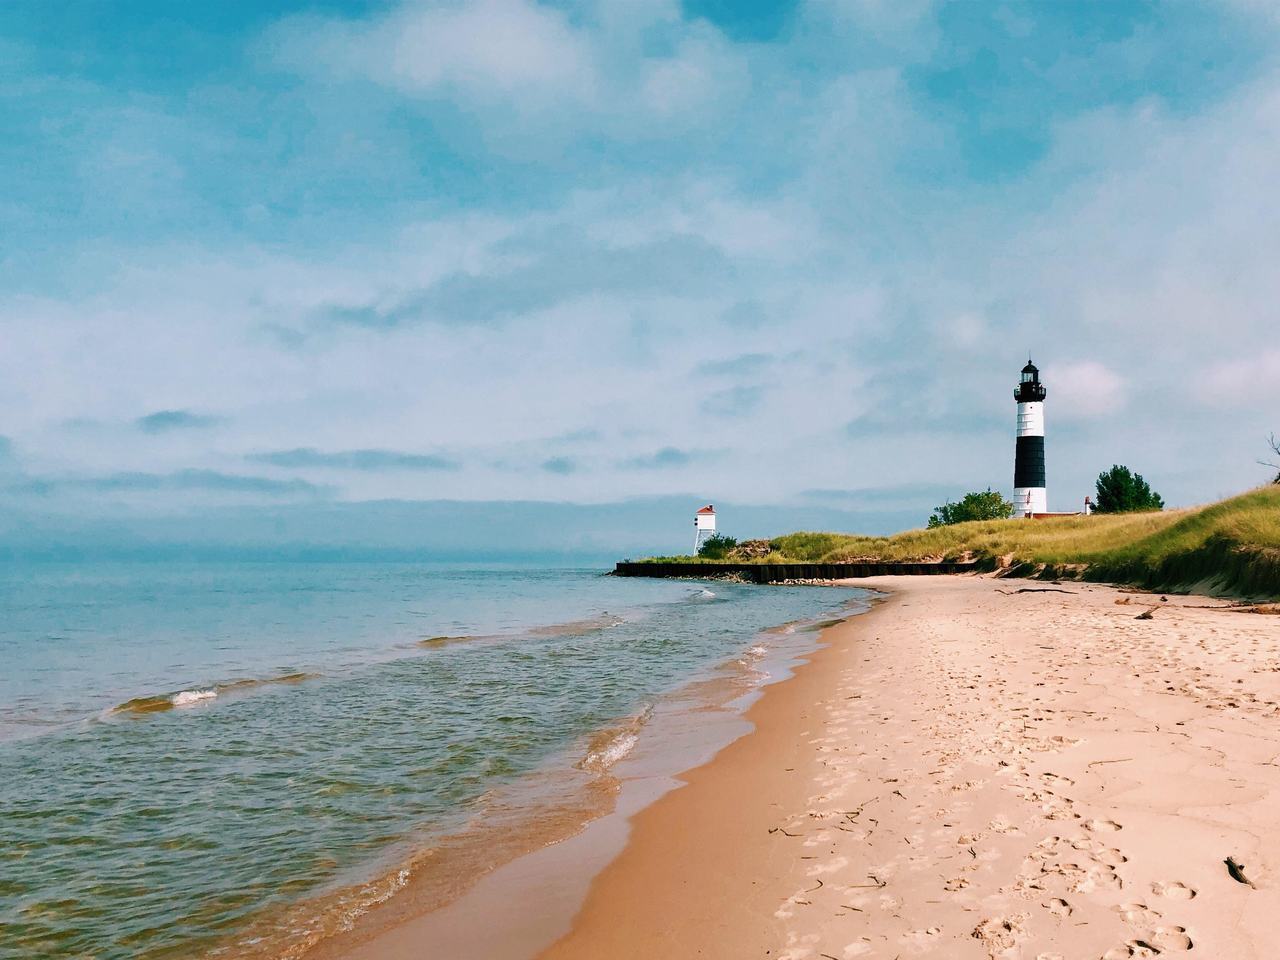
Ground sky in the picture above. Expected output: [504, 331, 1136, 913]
[3, 0, 1280, 556]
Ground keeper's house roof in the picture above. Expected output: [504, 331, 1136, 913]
[696, 505, 715, 515]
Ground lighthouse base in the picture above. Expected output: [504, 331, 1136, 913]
[1012, 487, 1047, 518]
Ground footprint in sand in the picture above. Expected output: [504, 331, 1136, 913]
[1041, 800, 1077, 821]
[1084, 819, 1123, 832]
[971, 915, 1029, 955]
[989, 815, 1022, 835]
[1095, 846, 1128, 867]
[1071, 838, 1127, 865]
[1151, 880, 1197, 900]
[1044, 897, 1072, 918]
[1151, 926, 1194, 950]
[1102, 941, 1162, 959]
[1114, 902, 1162, 925]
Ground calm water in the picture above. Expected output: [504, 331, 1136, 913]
[0, 561, 864, 959]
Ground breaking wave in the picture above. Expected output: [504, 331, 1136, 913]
[172, 689, 217, 707]
[112, 672, 317, 715]
[577, 704, 655, 773]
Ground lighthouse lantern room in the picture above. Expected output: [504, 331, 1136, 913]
[1013, 360, 1048, 517]
[693, 504, 716, 553]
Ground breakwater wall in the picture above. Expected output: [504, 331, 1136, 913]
[612, 561, 979, 582]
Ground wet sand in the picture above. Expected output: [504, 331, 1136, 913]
[537, 575, 1280, 959]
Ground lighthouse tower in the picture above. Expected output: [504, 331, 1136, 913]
[693, 504, 716, 552]
[1013, 360, 1047, 518]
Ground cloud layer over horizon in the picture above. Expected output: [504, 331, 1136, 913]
[3, 0, 1279, 539]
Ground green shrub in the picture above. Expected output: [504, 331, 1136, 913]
[697, 533, 738, 559]
[1094, 465, 1164, 513]
[928, 489, 1015, 527]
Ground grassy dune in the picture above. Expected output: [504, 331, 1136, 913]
[649, 487, 1280, 599]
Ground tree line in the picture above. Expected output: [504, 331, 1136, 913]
[928, 432, 1280, 527]
[928, 464, 1163, 527]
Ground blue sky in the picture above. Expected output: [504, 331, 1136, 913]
[2, 0, 1279, 552]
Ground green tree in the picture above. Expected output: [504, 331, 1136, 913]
[1093, 465, 1164, 513]
[697, 533, 738, 559]
[927, 489, 1015, 527]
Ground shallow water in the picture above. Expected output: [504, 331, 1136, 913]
[0, 561, 864, 960]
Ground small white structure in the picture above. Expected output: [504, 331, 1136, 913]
[693, 504, 716, 553]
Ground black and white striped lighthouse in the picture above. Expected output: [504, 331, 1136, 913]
[1013, 359, 1047, 517]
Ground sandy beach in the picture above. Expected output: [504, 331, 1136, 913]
[535, 575, 1280, 959]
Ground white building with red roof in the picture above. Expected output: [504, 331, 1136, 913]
[694, 504, 716, 552]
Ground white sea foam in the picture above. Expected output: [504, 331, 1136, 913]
[583, 732, 638, 771]
[579, 703, 653, 773]
[172, 689, 218, 707]
[737, 642, 774, 675]
[696, 588, 716, 599]
[336, 868, 411, 934]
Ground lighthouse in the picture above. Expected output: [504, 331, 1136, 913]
[693, 504, 716, 553]
[1013, 359, 1047, 517]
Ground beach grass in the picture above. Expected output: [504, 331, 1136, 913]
[642, 486, 1280, 597]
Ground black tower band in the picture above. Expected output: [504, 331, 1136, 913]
[1014, 435, 1046, 488]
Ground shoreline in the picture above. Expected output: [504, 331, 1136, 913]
[530, 582, 898, 959]
[273, 588, 874, 960]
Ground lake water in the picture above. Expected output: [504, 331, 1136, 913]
[0, 560, 866, 959]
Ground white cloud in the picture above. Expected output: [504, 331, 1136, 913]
[1196, 351, 1280, 408]
[268, 0, 748, 132]
[270, 0, 596, 106]
[381, 0, 596, 101]
[0, 176, 872, 503]
[1050, 361, 1126, 419]
[634, 27, 746, 121]
[1004, 80, 1280, 355]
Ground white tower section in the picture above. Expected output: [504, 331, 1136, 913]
[693, 505, 716, 553]
[1013, 360, 1047, 517]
